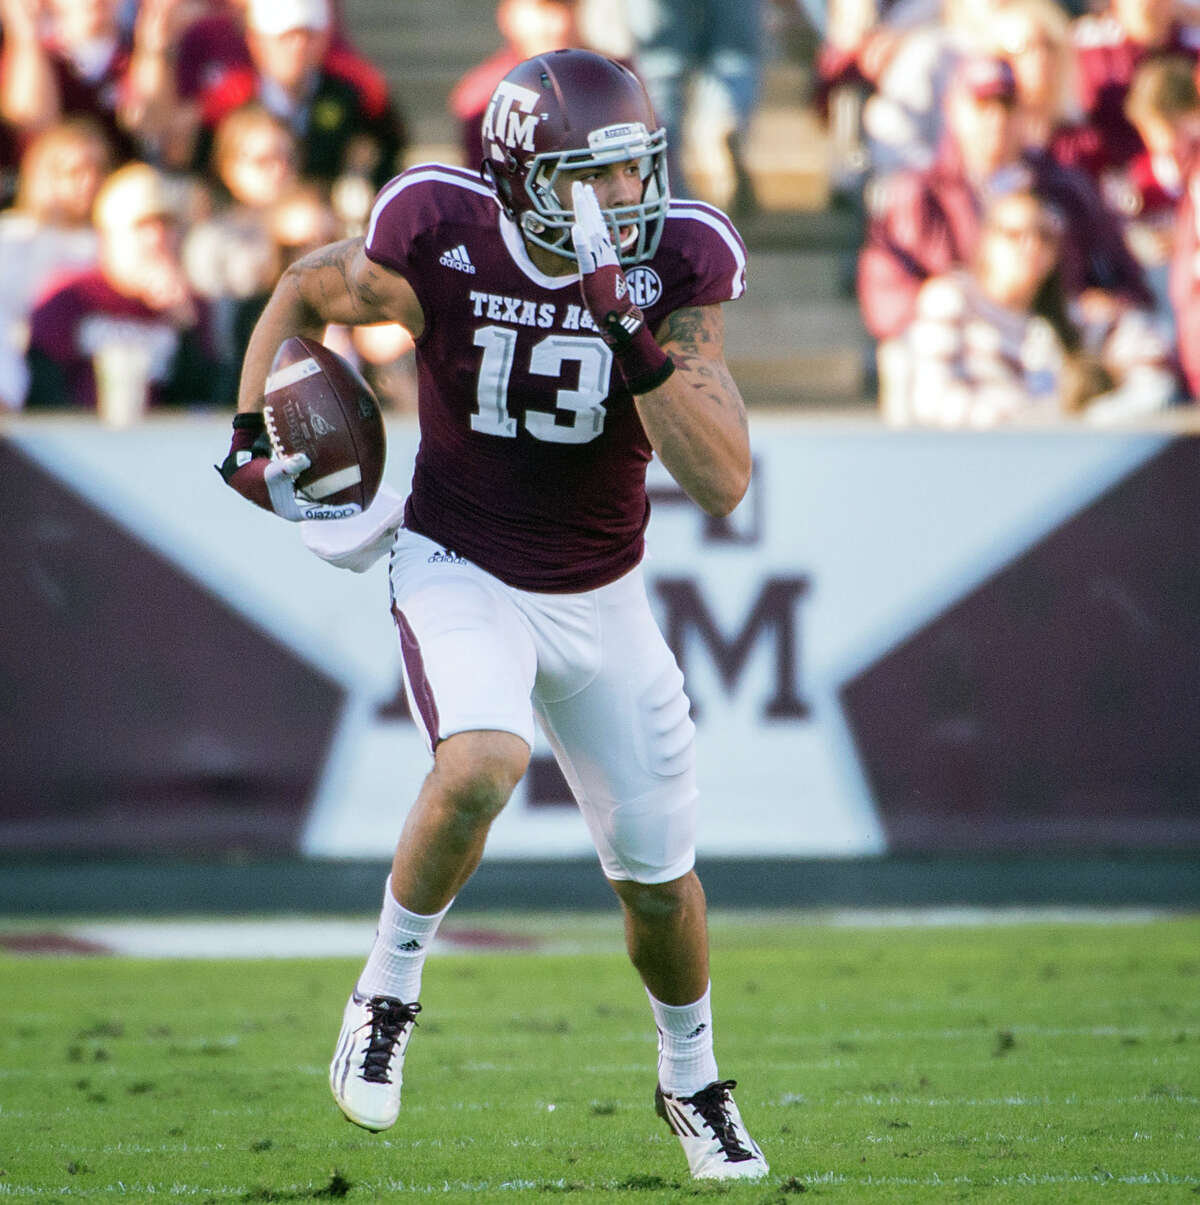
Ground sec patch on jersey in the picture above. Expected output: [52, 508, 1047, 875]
[263, 337, 386, 510]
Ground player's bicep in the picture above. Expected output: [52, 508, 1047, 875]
[656, 304, 742, 400]
[658, 304, 727, 363]
[348, 244, 426, 337]
[291, 238, 425, 336]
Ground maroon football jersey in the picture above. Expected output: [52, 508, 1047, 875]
[364, 163, 747, 592]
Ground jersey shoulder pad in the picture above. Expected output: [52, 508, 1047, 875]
[660, 198, 748, 304]
[364, 163, 496, 274]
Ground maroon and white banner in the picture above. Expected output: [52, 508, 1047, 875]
[3, 415, 1198, 858]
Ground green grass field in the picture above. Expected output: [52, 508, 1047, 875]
[2, 912, 1198, 1203]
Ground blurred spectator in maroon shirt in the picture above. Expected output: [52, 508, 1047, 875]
[1119, 55, 1200, 213]
[1107, 55, 1200, 328]
[449, 0, 581, 172]
[1071, 0, 1200, 176]
[25, 160, 220, 410]
[0, 0, 175, 163]
[1167, 141, 1200, 398]
[858, 55, 1154, 344]
[164, 0, 377, 168]
[192, 0, 406, 200]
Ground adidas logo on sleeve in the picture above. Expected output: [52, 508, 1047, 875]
[438, 244, 476, 273]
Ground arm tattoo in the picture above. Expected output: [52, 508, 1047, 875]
[304, 239, 355, 269]
[301, 240, 356, 312]
[298, 237, 389, 324]
[660, 306, 747, 428]
[661, 306, 715, 352]
[356, 272, 384, 310]
[304, 239, 356, 284]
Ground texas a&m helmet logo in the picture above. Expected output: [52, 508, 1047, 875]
[483, 81, 542, 153]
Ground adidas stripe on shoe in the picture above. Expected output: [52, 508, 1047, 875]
[655, 1079, 769, 1180]
[329, 993, 420, 1131]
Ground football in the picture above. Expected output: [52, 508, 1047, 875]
[263, 336, 386, 510]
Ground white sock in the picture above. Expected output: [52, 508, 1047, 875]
[646, 983, 719, 1096]
[355, 876, 451, 1004]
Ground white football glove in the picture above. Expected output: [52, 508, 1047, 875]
[570, 181, 648, 349]
[570, 181, 620, 274]
[568, 181, 674, 393]
[264, 453, 362, 522]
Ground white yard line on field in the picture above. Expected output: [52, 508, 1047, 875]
[0, 906, 1181, 959]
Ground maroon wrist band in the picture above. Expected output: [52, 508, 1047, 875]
[615, 324, 675, 395]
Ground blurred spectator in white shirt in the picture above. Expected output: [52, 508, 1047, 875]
[860, 0, 994, 182]
[987, 0, 1085, 155]
[0, 116, 111, 407]
[885, 190, 1074, 424]
[889, 189, 1179, 425]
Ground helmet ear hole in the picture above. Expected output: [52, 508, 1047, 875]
[481, 159, 517, 219]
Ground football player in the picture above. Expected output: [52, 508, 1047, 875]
[220, 49, 768, 1182]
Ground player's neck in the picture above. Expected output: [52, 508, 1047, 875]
[523, 236, 577, 278]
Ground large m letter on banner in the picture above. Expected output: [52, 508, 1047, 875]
[654, 577, 811, 720]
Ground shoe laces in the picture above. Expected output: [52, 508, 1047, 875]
[684, 1079, 756, 1162]
[358, 997, 420, 1084]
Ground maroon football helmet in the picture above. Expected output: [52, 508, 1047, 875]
[480, 49, 669, 266]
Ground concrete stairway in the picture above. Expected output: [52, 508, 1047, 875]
[728, 240, 870, 410]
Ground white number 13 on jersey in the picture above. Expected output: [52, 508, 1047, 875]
[471, 326, 614, 444]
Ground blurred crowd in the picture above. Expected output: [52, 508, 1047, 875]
[820, 0, 1200, 423]
[4, 0, 1199, 426]
[0, 0, 409, 417]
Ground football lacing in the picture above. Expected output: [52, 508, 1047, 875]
[262, 404, 285, 460]
[680, 1080, 757, 1162]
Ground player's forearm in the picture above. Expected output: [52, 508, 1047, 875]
[635, 359, 750, 517]
[236, 271, 328, 413]
[637, 305, 750, 516]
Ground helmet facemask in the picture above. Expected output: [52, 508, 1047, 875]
[514, 123, 669, 267]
